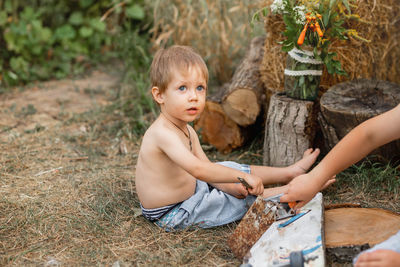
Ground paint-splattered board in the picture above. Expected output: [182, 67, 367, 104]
[244, 193, 325, 267]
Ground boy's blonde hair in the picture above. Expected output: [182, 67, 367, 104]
[150, 45, 209, 93]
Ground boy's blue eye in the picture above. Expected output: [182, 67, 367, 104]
[196, 86, 205, 91]
[178, 86, 186, 91]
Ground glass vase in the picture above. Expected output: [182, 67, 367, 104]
[284, 48, 323, 101]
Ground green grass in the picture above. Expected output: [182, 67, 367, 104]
[340, 160, 399, 194]
[323, 159, 400, 210]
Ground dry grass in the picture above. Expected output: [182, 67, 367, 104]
[0, 109, 240, 266]
[260, 0, 400, 93]
[146, 0, 266, 85]
[1, 113, 398, 266]
[0, 72, 245, 265]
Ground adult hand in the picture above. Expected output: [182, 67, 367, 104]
[280, 173, 335, 209]
[355, 249, 400, 267]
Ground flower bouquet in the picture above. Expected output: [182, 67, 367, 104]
[255, 0, 364, 100]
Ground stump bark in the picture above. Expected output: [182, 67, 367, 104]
[319, 79, 400, 161]
[325, 207, 400, 263]
[221, 36, 266, 127]
[263, 93, 317, 167]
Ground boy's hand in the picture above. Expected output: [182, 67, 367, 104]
[244, 174, 264, 196]
[229, 183, 249, 199]
[355, 250, 400, 267]
[209, 183, 248, 199]
[280, 173, 335, 209]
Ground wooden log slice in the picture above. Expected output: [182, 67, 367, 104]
[263, 93, 317, 167]
[325, 207, 400, 263]
[319, 79, 400, 161]
[222, 88, 260, 127]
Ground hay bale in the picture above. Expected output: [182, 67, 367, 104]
[260, 0, 400, 93]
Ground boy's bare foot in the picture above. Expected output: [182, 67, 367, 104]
[290, 148, 320, 179]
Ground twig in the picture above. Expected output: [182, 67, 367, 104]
[1, 172, 26, 179]
[100, 1, 126, 22]
[34, 167, 63, 177]
[198, 244, 217, 262]
[67, 157, 88, 161]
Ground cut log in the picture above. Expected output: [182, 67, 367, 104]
[195, 83, 263, 153]
[221, 36, 266, 127]
[263, 93, 317, 167]
[319, 79, 400, 161]
[194, 101, 244, 153]
[325, 207, 400, 263]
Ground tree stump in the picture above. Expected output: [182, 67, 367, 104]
[263, 93, 317, 167]
[319, 79, 400, 161]
[221, 36, 266, 127]
[325, 207, 400, 263]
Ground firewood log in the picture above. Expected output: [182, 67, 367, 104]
[221, 36, 266, 127]
[194, 84, 255, 153]
[195, 101, 244, 153]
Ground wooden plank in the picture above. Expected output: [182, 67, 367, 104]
[244, 193, 325, 266]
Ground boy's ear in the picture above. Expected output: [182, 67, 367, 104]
[151, 86, 164, 104]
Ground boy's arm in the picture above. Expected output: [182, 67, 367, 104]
[156, 127, 264, 195]
[189, 127, 248, 197]
[281, 104, 400, 207]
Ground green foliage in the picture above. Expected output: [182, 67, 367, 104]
[0, 0, 148, 88]
[111, 27, 156, 137]
[254, 0, 356, 77]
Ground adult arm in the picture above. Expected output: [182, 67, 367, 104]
[281, 104, 400, 207]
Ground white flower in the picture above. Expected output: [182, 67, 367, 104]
[271, 0, 285, 14]
[293, 5, 307, 25]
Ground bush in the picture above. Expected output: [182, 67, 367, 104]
[0, 0, 148, 88]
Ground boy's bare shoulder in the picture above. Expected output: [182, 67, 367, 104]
[140, 119, 178, 149]
[141, 120, 162, 145]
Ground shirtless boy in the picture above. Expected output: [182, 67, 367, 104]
[135, 45, 329, 231]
